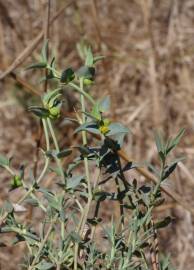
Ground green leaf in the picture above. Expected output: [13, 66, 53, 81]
[85, 47, 94, 66]
[42, 191, 59, 211]
[93, 55, 105, 64]
[153, 197, 165, 207]
[108, 123, 128, 136]
[91, 102, 101, 120]
[147, 163, 160, 178]
[35, 260, 54, 270]
[10, 175, 23, 191]
[70, 231, 82, 243]
[0, 154, 10, 168]
[28, 106, 50, 118]
[42, 88, 62, 108]
[107, 123, 129, 144]
[166, 128, 185, 155]
[162, 157, 184, 180]
[76, 40, 89, 61]
[24, 198, 39, 207]
[72, 145, 91, 156]
[66, 175, 84, 190]
[3, 201, 13, 213]
[76, 66, 95, 80]
[47, 149, 72, 159]
[160, 255, 172, 270]
[41, 39, 49, 62]
[26, 62, 47, 70]
[162, 164, 177, 180]
[94, 191, 110, 202]
[74, 122, 100, 135]
[87, 217, 102, 225]
[18, 165, 25, 180]
[12, 235, 25, 245]
[61, 117, 79, 125]
[60, 68, 75, 84]
[154, 131, 164, 154]
[50, 56, 55, 68]
[154, 216, 172, 229]
[159, 151, 166, 164]
[57, 149, 72, 159]
[99, 96, 110, 112]
[45, 150, 57, 159]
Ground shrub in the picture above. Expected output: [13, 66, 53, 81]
[0, 42, 184, 270]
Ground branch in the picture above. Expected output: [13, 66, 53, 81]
[0, 0, 76, 81]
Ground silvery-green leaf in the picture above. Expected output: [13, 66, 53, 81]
[75, 122, 100, 135]
[0, 154, 10, 167]
[99, 96, 110, 112]
[66, 175, 84, 190]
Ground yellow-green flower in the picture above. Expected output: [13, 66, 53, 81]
[49, 106, 61, 119]
[99, 118, 111, 135]
[99, 125, 109, 135]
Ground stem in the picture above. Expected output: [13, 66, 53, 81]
[69, 82, 95, 105]
[75, 198, 83, 213]
[46, 118, 67, 256]
[141, 250, 149, 270]
[61, 219, 65, 243]
[43, 0, 51, 93]
[28, 215, 57, 270]
[153, 159, 165, 197]
[115, 177, 125, 233]
[46, 64, 95, 105]
[4, 166, 15, 176]
[47, 118, 65, 182]
[74, 78, 93, 270]
[43, 119, 50, 150]
[18, 155, 49, 205]
[30, 193, 47, 212]
[80, 83, 92, 199]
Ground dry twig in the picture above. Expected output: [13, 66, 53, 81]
[0, 0, 76, 81]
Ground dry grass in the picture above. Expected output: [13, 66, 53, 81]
[1, 0, 194, 269]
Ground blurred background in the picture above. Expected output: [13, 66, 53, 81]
[1, 0, 194, 269]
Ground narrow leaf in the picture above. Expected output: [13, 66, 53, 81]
[0, 154, 10, 168]
[26, 62, 47, 70]
[154, 216, 172, 229]
[57, 149, 72, 158]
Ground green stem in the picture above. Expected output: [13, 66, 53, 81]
[18, 159, 49, 205]
[28, 214, 57, 270]
[80, 85, 92, 199]
[141, 250, 149, 270]
[47, 118, 65, 182]
[74, 78, 93, 270]
[30, 193, 47, 212]
[43, 119, 50, 150]
[47, 65, 61, 78]
[47, 64, 95, 105]
[69, 82, 95, 105]
[4, 166, 15, 176]
[46, 118, 66, 253]
[153, 160, 165, 197]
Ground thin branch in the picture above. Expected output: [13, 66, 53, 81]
[117, 149, 194, 215]
[0, 0, 76, 81]
[43, 0, 51, 93]
[10, 71, 41, 96]
[28, 215, 57, 270]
